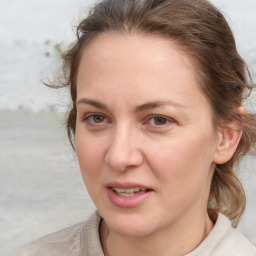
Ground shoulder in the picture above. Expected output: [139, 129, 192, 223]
[188, 213, 256, 256]
[213, 217, 256, 255]
[15, 212, 103, 256]
[15, 222, 85, 256]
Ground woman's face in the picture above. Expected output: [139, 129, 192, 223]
[76, 33, 219, 237]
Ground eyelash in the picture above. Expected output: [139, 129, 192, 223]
[81, 113, 174, 129]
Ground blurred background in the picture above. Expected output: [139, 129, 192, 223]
[0, 0, 255, 255]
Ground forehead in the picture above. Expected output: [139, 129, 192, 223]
[76, 33, 209, 112]
[78, 32, 195, 75]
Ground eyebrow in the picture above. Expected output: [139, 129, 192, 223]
[77, 98, 186, 111]
[77, 98, 108, 109]
[134, 101, 186, 112]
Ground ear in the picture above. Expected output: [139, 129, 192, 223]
[213, 119, 243, 165]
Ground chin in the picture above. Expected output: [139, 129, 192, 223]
[101, 209, 159, 237]
[110, 221, 152, 238]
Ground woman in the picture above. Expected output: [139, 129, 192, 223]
[16, 0, 256, 255]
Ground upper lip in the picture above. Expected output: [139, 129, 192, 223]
[106, 181, 152, 190]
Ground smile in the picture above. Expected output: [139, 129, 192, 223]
[112, 187, 148, 197]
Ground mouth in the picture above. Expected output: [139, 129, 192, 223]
[112, 187, 150, 197]
[106, 182, 153, 208]
[106, 183, 153, 208]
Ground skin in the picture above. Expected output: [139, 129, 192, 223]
[75, 33, 241, 256]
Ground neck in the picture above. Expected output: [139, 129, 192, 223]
[101, 212, 214, 256]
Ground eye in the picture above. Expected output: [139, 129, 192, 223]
[152, 116, 168, 125]
[91, 115, 105, 123]
[82, 113, 107, 125]
[147, 115, 174, 127]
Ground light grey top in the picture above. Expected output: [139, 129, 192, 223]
[15, 211, 256, 256]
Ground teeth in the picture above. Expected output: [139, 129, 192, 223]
[113, 187, 146, 193]
[112, 187, 147, 196]
[114, 188, 125, 193]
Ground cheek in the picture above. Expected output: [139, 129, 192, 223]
[75, 130, 106, 182]
[145, 132, 216, 193]
[75, 133, 108, 207]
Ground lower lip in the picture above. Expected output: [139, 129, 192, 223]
[107, 188, 153, 208]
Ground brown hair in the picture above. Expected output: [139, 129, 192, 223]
[51, 0, 256, 226]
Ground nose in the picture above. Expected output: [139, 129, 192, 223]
[105, 126, 144, 172]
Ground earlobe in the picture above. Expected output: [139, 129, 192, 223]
[213, 122, 243, 164]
